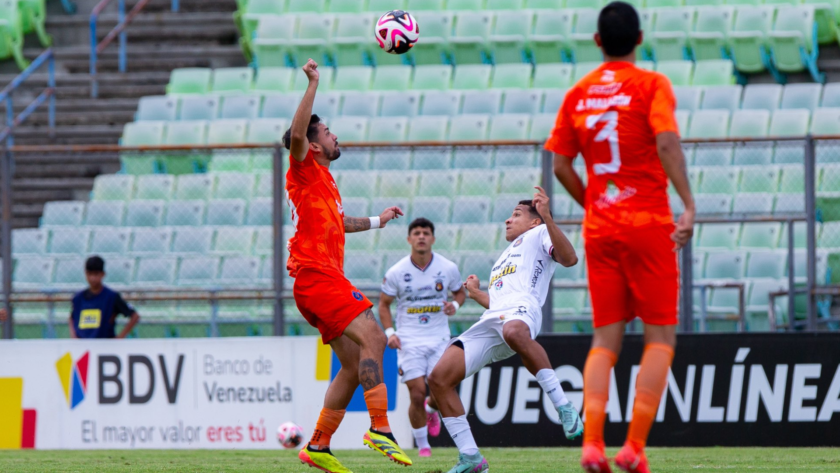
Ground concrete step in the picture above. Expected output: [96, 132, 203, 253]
[11, 125, 123, 145]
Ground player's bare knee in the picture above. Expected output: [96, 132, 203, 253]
[502, 323, 532, 351]
[427, 369, 450, 395]
[408, 385, 426, 407]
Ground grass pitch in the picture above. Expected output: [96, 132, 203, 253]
[0, 448, 837, 472]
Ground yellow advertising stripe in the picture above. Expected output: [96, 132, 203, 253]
[0, 378, 23, 449]
[55, 352, 72, 405]
[314, 338, 332, 381]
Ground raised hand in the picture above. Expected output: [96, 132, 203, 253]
[463, 275, 481, 298]
[302, 58, 319, 82]
[533, 186, 552, 221]
[378, 206, 404, 227]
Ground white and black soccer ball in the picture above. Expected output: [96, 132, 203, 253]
[277, 422, 304, 449]
[375, 10, 420, 55]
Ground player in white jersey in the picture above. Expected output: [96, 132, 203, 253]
[428, 188, 584, 473]
[379, 218, 466, 458]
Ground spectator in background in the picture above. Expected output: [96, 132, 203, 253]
[69, 256, 140, 339]
[0, 307, 5, 322]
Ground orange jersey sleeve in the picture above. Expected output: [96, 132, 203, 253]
[648, 73, 680, 137]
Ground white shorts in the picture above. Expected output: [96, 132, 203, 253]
[452, 303, 542, 379]
[398, 339, 449, 383]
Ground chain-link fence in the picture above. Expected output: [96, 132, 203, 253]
[0, 138, 826, 339]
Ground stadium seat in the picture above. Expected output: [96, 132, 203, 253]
[704, 251, 747, 280]
[12, 228, 47, 255]
[692, 59, 735, 86]
[746, 250, 787, 279]
[408, 0, 445, 10]
[742, 84, 783, 111]
[488, 9, 533, 64]
[417, 171, 458, 197]
[89, 228, 131, 256]
[492, 64, 532, 89]
[167, 68, 212, 94]
[768, 6, 821, 80]
[171, 227, 213, 254]
[695, 194, 733, 214]
[694, 142, 734, 166]
[178, 96, 219, 121]
[697, 223, 741, 249]
[333, 13, 374, 66]
[41, 201, 84, 227]
[650, 8, 694, 61]
[462, 90, 502, 115]
[175, 174, 214, 200]
[136, 96, 179, 121]
[729, 109, 770, 137]
[208, 123, 249, 153]
[411, 196, 451, 223]
[542, 89, 568, 114]
[499, 168, 541, 194]
[130, 228, 173, 255]
[254, 227, 272, 255]
[570, 9, 601, 63]
[458, 169, 499, 195]
[135, 175, 175, 200]
[458, 224, 499, 252]
[781, 83, 822, 110]
[699, 166, 740, 194]
[247, 118, 287, 144]
[212, 68, 254, 94]
[533, 64, 573, 89]
[372, 66, 413, 92]
[207, 199, 247, 226]
[419, 91, 461, 116]
[529, 10, 573, 64]
[343, 253, 381, 286]
[220, 96, 261, 120]
[134, 256, 178, 287]
[451, 65, 493, 90]
[261, 94, 301, 119]
[409, 12, 454, 65]
[446, 0, 481, 9]
[775, 193, 805, 215]
[312, 92, 342, 118]
[449, 115, 490, 141]
[329, 116, 369, 142]
[740, 222, 782, 249]
[408, 116, 450, 141]
[376, 225, 409, 251]
[573, 62, 600, 83]
[525, 0, 563, 7]
[333, 66, 374, 91]
[380, 91, 421, 117]
[85, 202, 125, 227]
[176, 256, 220, 287]
[728, 6, 775, 73]
[251, 15, 296, 68]
[675, 110, 690, 135]
[732, 192, 775, 214]
[213, 227, 255, 255]
[13, 258, 54, 289]
[253, 67, 295, 93]
[689, 7, 734, 61]
[165, 200, 206, 227]
[656, 60, 694, 86]
[810, 108, 840, 163]
[502, 90, 543, 115]
[125, 201, 166, 227]
[490, 115, 532, 141]
[529, 113, 556, 141]
[449, 11, 494, 65]
[687, 110, 730, 138]
[673, 87, 702, 111]
[740, 166, 780, 193]
[769, 109, 811, 140]
[452, 196, 492, 224]
[288, 14, 336, 67]
[412, 65, 453, 90]
[821, 83, 840, 107]
[700, 85, 742, 111]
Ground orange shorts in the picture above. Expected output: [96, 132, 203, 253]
[585, 224, 679, 328]
[293, 267, 373, 344]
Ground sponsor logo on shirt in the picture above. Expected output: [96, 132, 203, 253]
[406, 306, 442, 314]
[404, 274, 412, 282]
[588, 81, 622, 95]
[418, 314, 430, 324]
[490, 265, 517, 285]
[594, 184, 638, 209]
[574, 95, 632, 112]
[531, 260, 544, 289]
[352, 291, 364, 301]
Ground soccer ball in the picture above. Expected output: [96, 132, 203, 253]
[375, 10, 420, 55]
[276, 422, 304, 449]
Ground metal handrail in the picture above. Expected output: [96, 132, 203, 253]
[0, 49, 56, 147]
[89, 0, 180, 98]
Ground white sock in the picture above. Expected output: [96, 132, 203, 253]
[536, 368, 569, 408]
[412, 426, 430, 450]
[425, 398, 438, 414]
[442, 415, 479, 456]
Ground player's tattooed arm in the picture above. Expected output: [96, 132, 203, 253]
[464, 275, 490, 310]
[657, 131, 695, 250]
[344, 216, 372, 233]
[553, 153, 585, 208]
[359, 358, 383, 390]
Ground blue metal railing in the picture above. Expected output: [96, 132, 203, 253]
[0, 49, 56, 147]
[89, 0, 180, 98]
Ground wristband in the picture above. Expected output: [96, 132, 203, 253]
[451, 301, 460, 312]
[369, 216, 381, 229]
[385, 327, 396, 338]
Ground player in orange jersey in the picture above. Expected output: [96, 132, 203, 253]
[286, 59, 412, 473]
[546, 3, 695, 473]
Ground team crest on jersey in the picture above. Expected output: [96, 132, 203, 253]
[435, 280, 444, 292]
[404, 274, 412, 282]
[352, 291, 363, 301]
[336, 200, 343, 216]
[494, 279, 503, 290]
[513, 237, 523, 247]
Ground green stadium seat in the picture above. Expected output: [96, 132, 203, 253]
[746, 250, 787, 279]
[125, 201, 166, 227]
[529, 10, 573, 64]
[93, 175, 135, 201]
[372, 66, 413, 92]
[650, 8, 695, 61]
[492, 64, 532, 89]
[214, 172, 256, 199]
[19, 0, 51, 49]
[729, 109, 770, 137]
[371, 149, 411, 170]
[492, 194, 526, 221]
[207, 199, 247, 226]
[376, 225, 409, 251]
[732, 192, 775, 214]
[340, 197, 369, 218]
[412, 65, 453, 90]
[694, 142, 734, 166]
[687, 110, 730, 138]
[490, 115, 532, 140]
[369, 0, 404, 11]
[781, 83, 821, 110]
[820, 165, 840, 192]
[332, 147, 371, 170]
[529, 113, 556, 141]
[212, 68, 254, 94]
[210, 122, 250, 149]
[416, 170, 458, 196]
[487, 0, 524, 9]
[769, 108, 810, 150]
[451, 64, 493, 90]
[450, 11, 494, 65]
[167, 68, 212, 94]
[740, 222, 782, 249]
[261, 94, 302, 119]
[409, 0, 445, 10]
[821, 84, 840, 107]
[254, 227, 272, 256]
[85, 202, 125, 227]
[499, 168, 541, 194]
[380, 91, 421, 117]
[130, 228, 173, 255]
[171, 227, 213, 254]
[288, 14, 336, 66]
[458, 224, 499, 252]
[409, 12, 454, 65]
[525, 0, 563, 7]
[452, 147, 493, 169]
[330, 0, 365, 12]
[238, 0, 286, 46]
[459, 251, 498, 281]
[411, 196, 451, 223]
[312, 92, 342, 118]
[345, 229, 376, 251]
[488, 9, 533, 64]
[533, 64, 573, 89]
[333, 66, 374, 91]
[697, 223, 741, 249]
[502, 90, 543, 115]
[570, 9, 601, 63]
[742, 84, 782, 111]
[408, 116, 449, 141]
[740, 166, 780, 193]
[89, 228, 131, 256]
[13, 258, 54, 289]
[174, 174, 213, 201]
[165, 200, 206, 227]
[135, 175, 175, 201]
[656, 60, 694, 86]
[452, 196, 492, 223]
[178, 96, 219, 121]
[220, 96, 261, 120]
[247, 119, 287, 146]
[12, 228, 47, 255]
[446, 0, 481, 9]
[343, 253, 382, 286]
[213, 227, 256, 255]
[368, 116, 409, 141]
[177, 256, 220, 287]
[449, 114, 490, 141]
[420, 91, 462, 115]
[253, 67, 295, 93]
[689, 7, 734, 61]
[768, 6, 819, 77]
[779, 165, 804, 194]
[219, 256, 262, 286]
[288, 0, 326, 13]
[252, 15, 296, 68]
[728, 6, 775, 73]
[136, 96, 179, 121]
[648, 0, 684, 6]
[42, 201, 84, 227]
[746, 278, 787, 331]
[700, 85, 742, 110]
[377, 171, 418, 197]
[121, 121, 164, 173]
[329, 116, 369, 141]
[699, 166, 740, 194]
[673, 86, 702, 111]
[573, 62, 600, 83]
[542, 89, 568, 114]
[692, 59, 735, 86]
[411, 148, 452, 170]
[675, 110, 690, 135]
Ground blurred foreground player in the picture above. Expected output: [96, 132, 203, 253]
[428, 190, 583, 473]
[547, 3, 695, 472]
[285, 59, 411, 472]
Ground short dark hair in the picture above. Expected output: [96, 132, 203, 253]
[282, 114, 323, 151]
[518, 200, 548, 224]
[408, 217, 435, 235]
[86, 255, 105, 273]
[598, 2, 641, 57]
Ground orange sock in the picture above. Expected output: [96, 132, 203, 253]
[626, 343, 674, 451]
[363, 383, 390, 432]
[310, 408, 345, 449]
[582, 347, 618, 448]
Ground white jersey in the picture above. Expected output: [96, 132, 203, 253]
[487, 224, 557, 310]
[381, 253, 462, 346]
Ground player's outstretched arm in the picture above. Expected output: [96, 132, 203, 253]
[378, 293, 401, 350]
[343, 206, 404, 233]
[533, 186, 578, 267]
[288, 59, 320, 163]
[657, 131, 695, 250]
[553, 154, 585, 208]
[464, 275, 490, 310]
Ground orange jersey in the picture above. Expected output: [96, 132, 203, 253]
[285, 150, 345, 278]
[545, 61, 679, 239]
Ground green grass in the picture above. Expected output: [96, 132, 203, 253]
[0, 448, 838, 472]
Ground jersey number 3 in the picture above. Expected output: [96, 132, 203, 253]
[586, 111, 621, 175]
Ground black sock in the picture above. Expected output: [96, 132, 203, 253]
[307, 444, 334, 455]
[371, 429, 397, 443]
